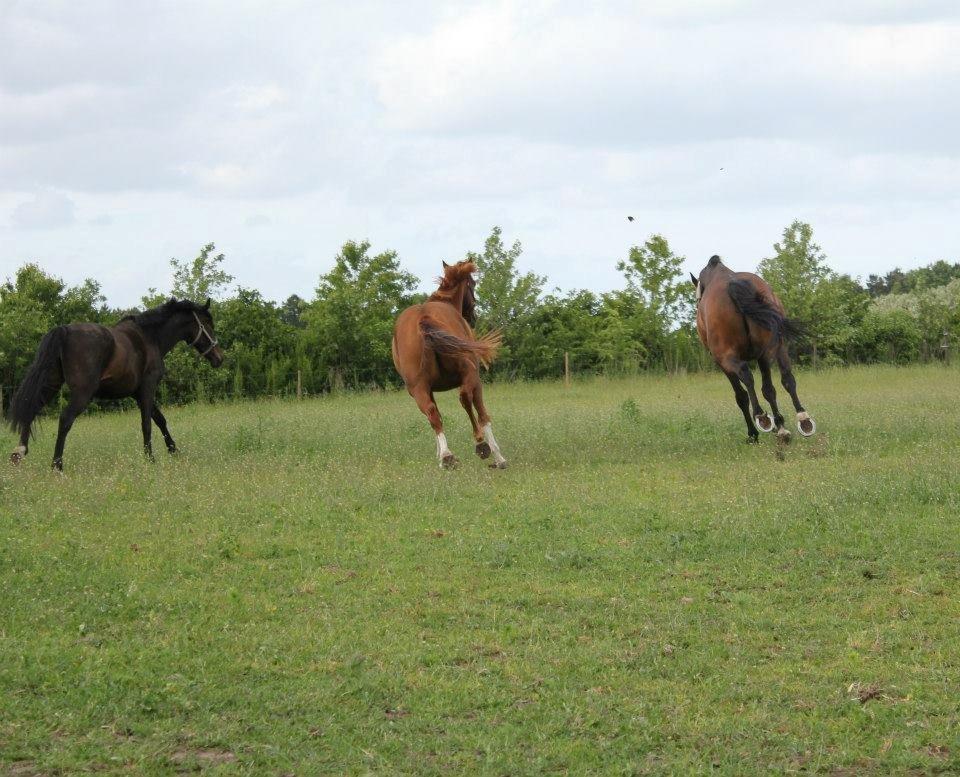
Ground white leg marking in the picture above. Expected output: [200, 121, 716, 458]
[14, 445, 26, 456]
[482, 423, 507, 467]
[436, 432, 451, 466]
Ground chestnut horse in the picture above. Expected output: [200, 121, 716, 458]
[392, 260, 506, 469]
[691, 255, 816, 442]
[7, 298, 224, 471]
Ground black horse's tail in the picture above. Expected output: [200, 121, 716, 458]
[727, 279, 804, 347]
[7, 326, 67, 439]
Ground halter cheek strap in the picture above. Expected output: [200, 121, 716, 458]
[190, 312, 219, 357]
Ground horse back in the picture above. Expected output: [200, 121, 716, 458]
[392, 302, 474, 390]
[698, 272, 782, 360]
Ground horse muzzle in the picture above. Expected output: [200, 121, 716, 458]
[207, 348, 225, 368]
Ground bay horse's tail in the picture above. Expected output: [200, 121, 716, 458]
[419, 318, 502, 369]
[7, 326, 67, 439]
[727, 279, 804, 349]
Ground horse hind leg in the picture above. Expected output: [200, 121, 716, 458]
[737, 361, 774, 433]
[471, 383, 507, 469]
[759, 357, 790, 443]
[723, 357, 771, 437]
[724, 370, 758, 443]
[51, 381, 97, 472]
[777, 349, 816, 436]
[10, 370, 64, 464]
[412, 386, 458, 469]
[459, 383, 489, 459]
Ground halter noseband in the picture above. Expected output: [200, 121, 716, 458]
[190, 311, 219, 357]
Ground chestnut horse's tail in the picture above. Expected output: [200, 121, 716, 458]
[727, 278, 804, 349]
[419, 318, 502, 369]
[7, 325, 67, 439]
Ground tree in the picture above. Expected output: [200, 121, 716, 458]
[303, 240, 418, 389]
[468, 227, 545, 332]
[757, 220, 869, 363]
[616, 234, 690, 328]
[280, 294, 307, 328]
[0, 264, 107, 408]
[171, 242, 234, 301]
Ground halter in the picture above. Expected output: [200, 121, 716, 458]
[190, 311, 219, 357]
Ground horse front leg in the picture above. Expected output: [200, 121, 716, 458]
[136, 396, 155, 460]
[151, 404, 177, 453]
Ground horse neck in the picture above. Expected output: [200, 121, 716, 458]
[431, 282, 468, 317]
[152, 313, 193, 356]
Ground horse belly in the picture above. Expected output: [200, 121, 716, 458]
[98, 349, 139, 397]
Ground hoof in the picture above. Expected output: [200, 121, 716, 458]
[754, 414, 774, 433]
[167, 445, 178, 454]
[488, 460, 508, 470]
[52, 459, 63, 472]
[440, 453, 459, 470]
[776, 427, 792, 444]
[10, 452, 22, 465]
[747, 434, 759, 445]
[797, 412, 816, 437]
[475, 441, 491, 459]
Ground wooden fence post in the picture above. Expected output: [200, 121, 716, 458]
[812, 338, 818, 370]
[296, 370, 302, 400]
[564, 352, 570, 388]
[0, 384, 4, 414]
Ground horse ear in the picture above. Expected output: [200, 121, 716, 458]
[204, 298, 211, 310]
[168, 296, 176, 305]
[442, 261, 450, 269]
[708, 255, 721, 266]
[690, 272, 698, 287]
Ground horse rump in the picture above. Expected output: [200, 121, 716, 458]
[419, 318, 502, 369]
[7, 326, 67, 438]
[727, 278, 804, 346]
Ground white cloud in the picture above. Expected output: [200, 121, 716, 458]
[0, 1, 958, 305]
[11, 189, 76, 229]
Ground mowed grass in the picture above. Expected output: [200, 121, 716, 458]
[1, 365, 958, 775]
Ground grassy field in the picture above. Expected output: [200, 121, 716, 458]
[1, 364, 958, 775]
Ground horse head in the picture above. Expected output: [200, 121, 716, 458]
[188, 298, 225, 367]
[438, 260, 478, 326]
[691, 255, 724, 303]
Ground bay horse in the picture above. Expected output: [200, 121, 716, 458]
[691, 255, 816, 442]
[7, 298, 224, 471]
[392, 260, 506, 469]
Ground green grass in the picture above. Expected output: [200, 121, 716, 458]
[1, 365, 958, 775]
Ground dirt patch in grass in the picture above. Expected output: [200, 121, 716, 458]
[170, 747, 237, 767]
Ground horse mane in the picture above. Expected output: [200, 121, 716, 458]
[124, 299, 206, 330]
[428, 261, 477, 304]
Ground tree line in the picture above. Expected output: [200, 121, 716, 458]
[1, 221, 957, 410]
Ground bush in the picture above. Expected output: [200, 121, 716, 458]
[852, 309, 922, 364]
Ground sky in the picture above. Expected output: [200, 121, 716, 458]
[2, 0, 959, 307]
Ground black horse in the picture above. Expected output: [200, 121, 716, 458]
[7, 298, 224, 471]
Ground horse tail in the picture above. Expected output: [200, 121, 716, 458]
[419, 318, 502, 368]
[7, 326, 67, 439]
[727, 279, 804, 347]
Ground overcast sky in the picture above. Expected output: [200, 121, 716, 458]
[2, 0, 959, 307]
